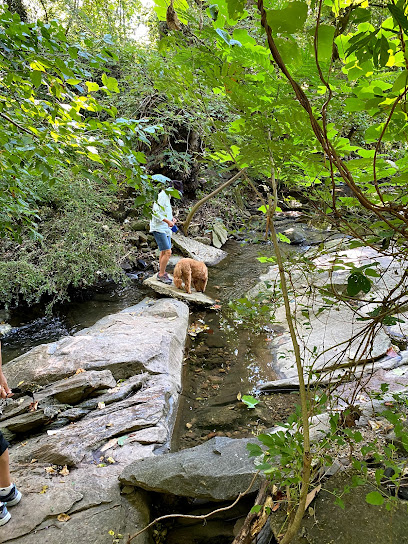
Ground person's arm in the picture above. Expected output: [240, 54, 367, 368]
[0, 341, 11, 399]
[153, 191, 175, 227]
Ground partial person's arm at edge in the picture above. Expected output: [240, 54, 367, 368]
[0, 341, 11, 398]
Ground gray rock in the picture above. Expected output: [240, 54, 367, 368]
[4, 299, 189, 388]
[1, 465, 150, 544]
[277, 225, 306, 244]
[129, 219, 149, 231]
[195, 406, 241, 429]
[172, 232, 227, 266]
[120, 436, 261, 501]
[144, 274, 216, 307]
[2, 299, 189, 544]
[1, 409, 55, 434]
[11, 375, 176, 465]
[0, 323, 12, 337]
[194, 236, 211, 246]
[37, 369, 117, 405]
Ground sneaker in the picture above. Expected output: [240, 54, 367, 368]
[0, 503, 10, 526]
[1, 485, 21, 507]
[157, 273, 172, 285]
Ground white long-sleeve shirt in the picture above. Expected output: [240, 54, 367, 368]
[149, 190, 172, 235]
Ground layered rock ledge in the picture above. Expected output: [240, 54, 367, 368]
[0, 298, 189, 544]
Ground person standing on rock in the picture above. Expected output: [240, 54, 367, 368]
[150, 179, 183, 284]
[0, 341, 22, 526]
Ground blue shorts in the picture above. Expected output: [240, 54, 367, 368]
[152, 231, 172, 251]
[0, 431, 9, 456]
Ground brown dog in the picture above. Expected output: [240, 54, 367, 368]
[173, 258, 208, 294]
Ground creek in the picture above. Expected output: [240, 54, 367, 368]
[2, 239, 300, 445]
[1, 238, 303, 544]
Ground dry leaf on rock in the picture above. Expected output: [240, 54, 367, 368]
[57, 513, 71, 522]
[28, 401, 39, 412]
[188, 322, 210, 337]
[59, 466, 69, 476]
[45, 466, 56, 474]
[101, 438, 118, 452]
[97, 402, 106, 410]
[75, 368, 85, 374]
[305, 484, 321, 510]
[39, 485, 48, 494]
[106, 457, 115, 464]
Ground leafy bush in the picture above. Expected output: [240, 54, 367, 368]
[0, 175, 126, 308]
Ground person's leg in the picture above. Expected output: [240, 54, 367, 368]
[0, 434, 21, 526]
[0, 449, 11, 488]
[159, 249, 172, 276]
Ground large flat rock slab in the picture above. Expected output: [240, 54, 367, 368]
[10, 375, 174, 465]
[4, 298, 189, 388]
[172, 232, 227, 266]
[249, 243, 406, 381]
[120, 436, 260, 501]
[1, 464, 150, 544]
[144, 274, 216, 307]
[1, 298, 189, 544]
[270, 295, 391, 379]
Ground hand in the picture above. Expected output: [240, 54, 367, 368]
[172, 217, 177, 224]
[0, 372, 12, 399]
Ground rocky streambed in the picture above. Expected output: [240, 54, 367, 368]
[1, 218, 408, 544]
[0, 298, 188, 543]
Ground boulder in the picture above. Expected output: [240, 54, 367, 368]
[249, 244, 405, 381]
[144, 274, 216, 307]
[37, 369, 117, 404]
[1, 465, 150, 544]
[10, 375, 177, 466]
[4, 299, 189, 388]
[120, 436, 261, 501]
[1, 299, 189, 543]
[172, 232, 227, 266]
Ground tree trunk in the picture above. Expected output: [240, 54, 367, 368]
[6, 0, 28, 21]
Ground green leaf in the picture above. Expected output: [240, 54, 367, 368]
[365, 491, 384, 505]
[102, 73, 119, 92]
[117, 435, 128, 446]
[68, 46, 78, 59]
[30, 70, 42, 88]
[278, 233, 291, 244]
[208, 4, 219, 20]
[347, 272, 371, 296]
[388, 3, 408, 33]
[392, 70, 408, 94]
[241, 395, 259, 409]
[250, 505, 263, 514]
[246, 442, 263, 457]
[316, 25, 336, 63]
[225, 0, 246, 20]
[266, 1, 308, 35]
[215, 28, 231, 44]
[86, 81, 100, 92]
